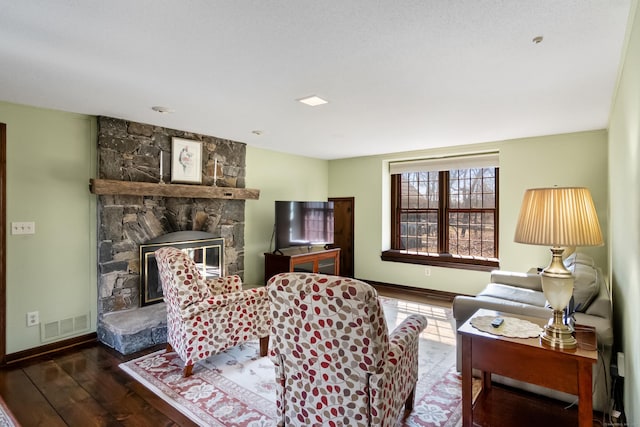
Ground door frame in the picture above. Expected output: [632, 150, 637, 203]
[1, 123, 7, 364]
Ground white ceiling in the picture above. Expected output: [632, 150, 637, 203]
[0, 1, 632, 160]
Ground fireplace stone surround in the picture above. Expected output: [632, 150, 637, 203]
[95, 117, 249, 354]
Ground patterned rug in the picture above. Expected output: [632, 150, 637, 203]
[0, 395, 17, 427]
[120, 298, 461, 427]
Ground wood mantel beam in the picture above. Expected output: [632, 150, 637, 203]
[89, 179, 260, 200]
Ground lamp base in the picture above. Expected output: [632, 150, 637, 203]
[540, 309, 577, 350]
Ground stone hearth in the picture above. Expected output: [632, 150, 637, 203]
[95, 117, 249, 354]
[99, 304, 167, 355]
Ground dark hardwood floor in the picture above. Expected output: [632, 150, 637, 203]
[0, 285, 610, 426]
[0, 343, 197, 426]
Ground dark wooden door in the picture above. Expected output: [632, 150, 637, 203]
[330, 197, 354, 277]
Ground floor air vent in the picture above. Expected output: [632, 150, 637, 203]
[41, 313, 91, 342]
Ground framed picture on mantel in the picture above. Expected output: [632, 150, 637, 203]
[171, 137, 202, 184]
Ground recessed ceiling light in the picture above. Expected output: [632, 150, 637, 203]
[151, 106, 175, 114]
[297, 95, 328, 107]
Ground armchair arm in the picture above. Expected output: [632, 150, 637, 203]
[205, 275, 243, 296]
[270, 353, 286, 426]
[387, 314, 428, 365]
[369, 314, 426, 426]
[490, 270, 542, 291]
[182, 286, 268, 320]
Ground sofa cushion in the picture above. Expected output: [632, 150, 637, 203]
[569, 263, 601, 312]
[478, 283, 548, 307]
[206, 275, 243, 295]
[563, 252, 595, 268]
[563, 253, 601, 312]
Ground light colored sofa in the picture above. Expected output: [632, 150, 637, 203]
[452, 252, 613, 413]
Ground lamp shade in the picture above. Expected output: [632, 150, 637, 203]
[514, 187, 603, 247]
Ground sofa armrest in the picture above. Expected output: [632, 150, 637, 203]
[584, 277, 611, 319]
[452, 296, 488, 327]
[573, 312, 613, 347]
[452, 295, 551, 328]
[490, 271, 542, 291]
[574, 279, 612, 347]
[584, 294, 611, 319]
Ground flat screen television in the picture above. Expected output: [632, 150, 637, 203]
[275, 201, 335, 251]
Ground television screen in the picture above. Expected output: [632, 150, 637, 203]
[275, 201, 334, 250]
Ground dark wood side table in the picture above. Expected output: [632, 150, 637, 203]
[458, 308, 598, 427]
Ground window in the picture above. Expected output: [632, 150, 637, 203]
[382, 156, 499, 271]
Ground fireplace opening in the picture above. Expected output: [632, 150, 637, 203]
[139, 231, 224, 306]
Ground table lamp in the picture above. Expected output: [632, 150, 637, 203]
[514, 187, 603, 349]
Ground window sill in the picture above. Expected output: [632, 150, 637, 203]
[380, 250, 499, 272]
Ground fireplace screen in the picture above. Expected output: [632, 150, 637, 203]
[139, 231, 224, 306]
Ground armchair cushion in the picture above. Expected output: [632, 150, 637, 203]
[163, 252, 210, 311]
[206, 274, 243, 295]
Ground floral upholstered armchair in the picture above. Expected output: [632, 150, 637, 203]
[266, 272, 428, 427]
[155, 246, 270, 377]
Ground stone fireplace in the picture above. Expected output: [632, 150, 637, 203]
[95, 117, 249, 354]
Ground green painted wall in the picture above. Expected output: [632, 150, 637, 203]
[609, 0, 640, 422]
[328, 130, 608, 296]
[1, 101, 97, 354]
[244, 146, 329, 286]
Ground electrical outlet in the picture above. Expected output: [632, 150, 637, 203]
[26, 311, 39, 327]
[424, 267, 431, 276]
[11, 221, 36, 235]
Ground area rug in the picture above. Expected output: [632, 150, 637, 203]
[0, 395, 17, 427]
[120, 298, 461, 427]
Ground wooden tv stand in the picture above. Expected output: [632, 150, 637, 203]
[264, 247, 341, 283]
